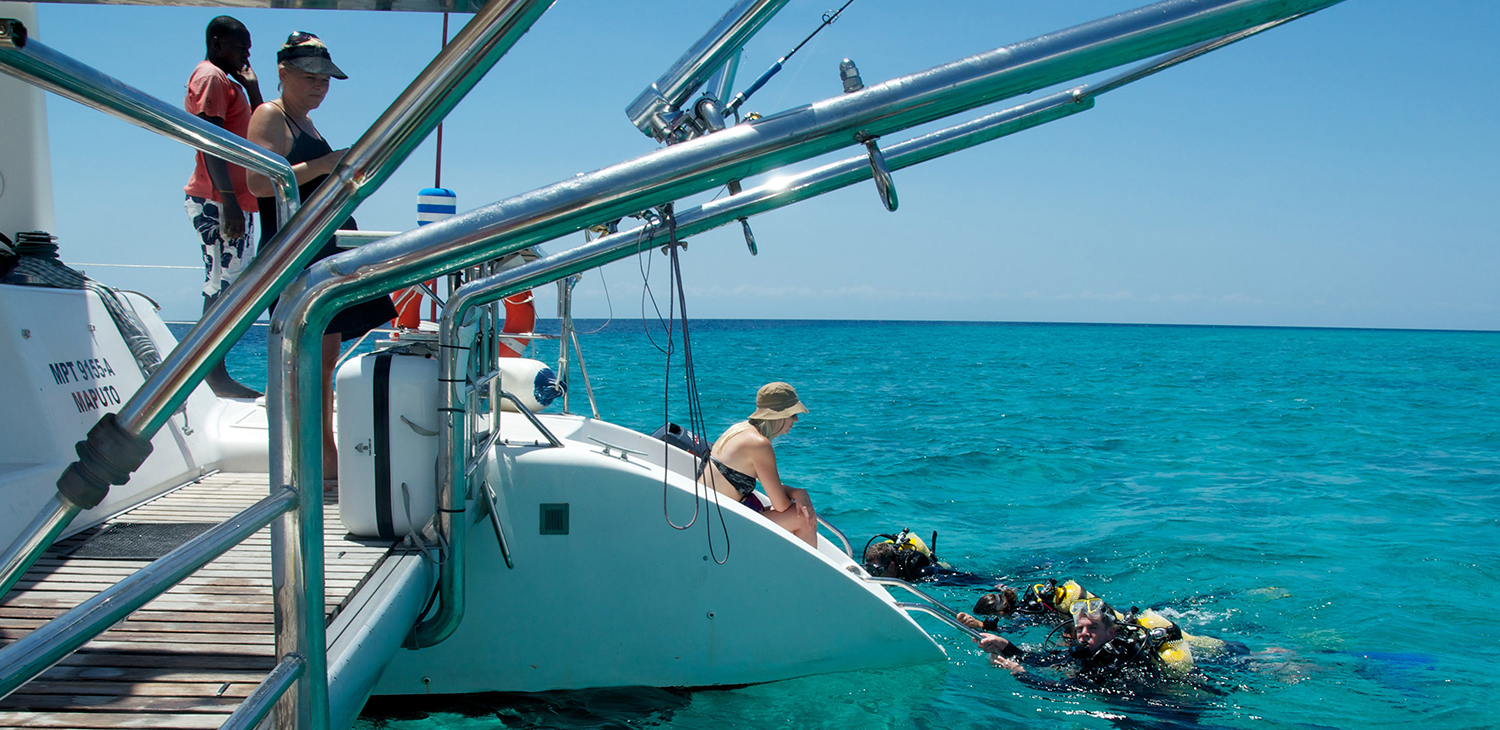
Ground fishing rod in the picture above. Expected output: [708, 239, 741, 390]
[723, 0, 856, 116]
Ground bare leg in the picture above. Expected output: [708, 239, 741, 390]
[322, 333, 340, 487]
[201, 294, 262, 399]
[762, 487, 818, 548]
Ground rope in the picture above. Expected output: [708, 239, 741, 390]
[638, 206, 731, 563]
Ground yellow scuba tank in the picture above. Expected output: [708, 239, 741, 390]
[1134, 609, 1195, 674]
[891, 529, 931, 558]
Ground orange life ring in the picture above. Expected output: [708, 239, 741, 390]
[391, 280, 435, 330]
[391, 282, 535, 357]
[498, 290, 535, 357]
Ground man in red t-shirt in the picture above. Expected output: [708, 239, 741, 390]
[184, 16, 263, 398]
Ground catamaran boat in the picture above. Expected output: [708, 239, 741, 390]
[0, 0, 1347, 727]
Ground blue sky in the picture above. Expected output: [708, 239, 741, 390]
[28, 0, 1500, 329]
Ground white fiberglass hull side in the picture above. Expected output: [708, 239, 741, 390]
[372, 415, 944, 694]
[0, 282, 270, 542]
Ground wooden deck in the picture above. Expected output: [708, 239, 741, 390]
[0, 473, 396, 729]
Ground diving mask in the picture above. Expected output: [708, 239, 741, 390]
[1069, 598, 1105, 618]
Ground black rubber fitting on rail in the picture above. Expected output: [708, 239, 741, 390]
[55, 412, 153, 509]
[1, 19, 29, 48]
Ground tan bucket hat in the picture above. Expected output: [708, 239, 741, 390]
[748, 382, 809, 420]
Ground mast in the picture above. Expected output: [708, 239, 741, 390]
[0, 2, 55, 238]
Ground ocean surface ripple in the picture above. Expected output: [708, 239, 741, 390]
[210, 320, 1499, 729]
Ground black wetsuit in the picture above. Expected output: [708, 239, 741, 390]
[1010, 637, 1161, 692]
[258, 107, 396, 341]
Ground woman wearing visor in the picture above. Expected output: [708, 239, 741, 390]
[247, 32, 396, 484]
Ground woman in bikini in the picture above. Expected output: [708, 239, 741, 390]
[700, 382, 819, 547]
[246, 32, 396, 484]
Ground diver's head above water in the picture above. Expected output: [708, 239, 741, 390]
[1071, 600, 1118, 653]
[973, 585, 1020, 616]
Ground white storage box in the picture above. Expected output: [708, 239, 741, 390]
[336, 350, 441, 539]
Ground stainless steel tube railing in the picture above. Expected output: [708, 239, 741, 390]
[389, 7, 1324, 340]
[498, 392, 565, 448]
[220, 654, 307, 730]
[0, 495, 75, 598]
[867, 576, 987, 640]
[625, 0, 789, 139]
[277, 3, 1340, 663]
[407, 272, 563, 649]
[0, 22, 299, 599]
[817, 516, 853, 558]
[865, 576, 964, 620]
[896, 602, 986, 641]
[0, 19, 299, 230]
[263, 4, 553, 728]
[0, 488, 298, 700]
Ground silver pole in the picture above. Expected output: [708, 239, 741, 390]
[625, 0, 790, 139]
[219, 654, 307, 730]
[0, 20, 298, 232]
[0, 23, 304, 600]
[278, 2, 1340, 655]
[0, 489, 297, 700]
[0, 496, 76, 597]
[264, 3, 554, 728]
[414, 10, 1323, 319]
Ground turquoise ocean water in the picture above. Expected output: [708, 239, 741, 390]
[215, 320, 1500, 729]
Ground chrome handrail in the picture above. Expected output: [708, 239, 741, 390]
[0, 488, 298, 700]
[817, 515, 853, 558]
[297, 3, 1340, 664]
[500, 391, 564, 448]
[864, 576, 964, 621]
[0, 26, 297, 600]
[364, 11, 1324, 375]
[220, 653, 307, 730]
[895, 602, 985, 641]
[0, 495, 75, 598]
[256, 3, 553, 728]
[0, 21, 300, 232]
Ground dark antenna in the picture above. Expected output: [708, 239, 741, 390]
[434, 12, 449, 188]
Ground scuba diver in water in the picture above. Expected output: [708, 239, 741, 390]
[976, 599, 1170, 691]
[860, 529, 991, 586]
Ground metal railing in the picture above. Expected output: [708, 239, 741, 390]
[262, 3, 555, 726]
[271, 2, 1342, 667]
[817, 516, 853, 558]
[0, 24, 297, 600]
[864, 576, 986, 641]
[220, 654, 308, 730]
[895, 602, 985, 641]
[0, 489, 299, 699]
[498, 392, 565, 448]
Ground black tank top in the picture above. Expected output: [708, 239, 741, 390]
[256, 107, 350, 248]
[257, 104, 395, 341]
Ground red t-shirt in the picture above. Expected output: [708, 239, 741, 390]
[182, 60, 257, 211]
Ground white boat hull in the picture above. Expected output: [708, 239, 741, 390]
[371, 415, 945, 694]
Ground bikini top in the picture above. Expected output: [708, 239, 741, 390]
[709, 457, 757, 499]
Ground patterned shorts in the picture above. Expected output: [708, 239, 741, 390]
[186, 195, 256, 298]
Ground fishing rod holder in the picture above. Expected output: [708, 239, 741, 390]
[859, 134, 898, 212]
[626, 0, 791, 142]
